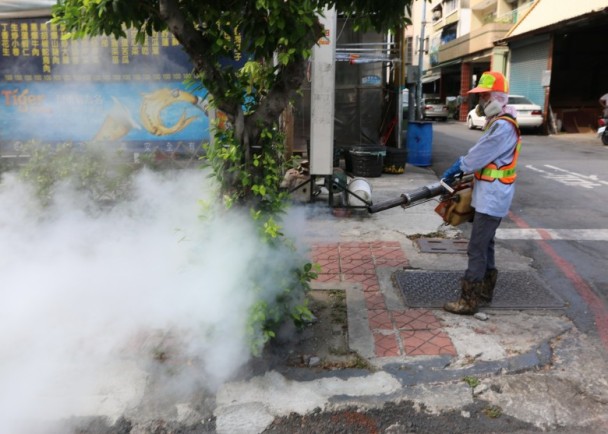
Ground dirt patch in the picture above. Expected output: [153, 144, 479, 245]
[263, 400, 547, 434]
[265, 289, 370, 370]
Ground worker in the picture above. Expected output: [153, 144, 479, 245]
[441, 71, 521, 315]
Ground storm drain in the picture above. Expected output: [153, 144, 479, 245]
[394, 270, 565, 309]
[416, 238, 468, 254]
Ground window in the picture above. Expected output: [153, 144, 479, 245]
[432, 5, 443, 22]
[443, 0, 458, 15]
[406, 36, 413, 65]
[508, 96, 532, 105]
[441, 23, 457, 45]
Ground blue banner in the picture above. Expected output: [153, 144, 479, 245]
[0, 81, 211, 155]
[0, 17, 244, 155]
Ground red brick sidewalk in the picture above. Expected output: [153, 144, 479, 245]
[311, 241, 456, 358]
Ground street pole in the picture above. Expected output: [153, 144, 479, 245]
[415, 0, 427, 121]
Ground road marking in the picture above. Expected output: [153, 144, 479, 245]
[508, 212, 608, 351]
[497, 228, 608, 241]
[525, 164, 608, 189]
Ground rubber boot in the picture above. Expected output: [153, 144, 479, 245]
[443, 279, 482, 315]
[479, 269, 498, 306]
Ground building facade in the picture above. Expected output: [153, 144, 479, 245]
[406, 0, 608, 133]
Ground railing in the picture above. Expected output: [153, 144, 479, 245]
[335, 42, 400, 64]
[482, 1, 534, 24]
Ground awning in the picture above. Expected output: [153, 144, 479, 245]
[421, 73, 441, 84]
[0, 1, 55, 12]
[503, 0, 608, 41]
[0, 1, 54, 18]
[431, 58, 464, 71]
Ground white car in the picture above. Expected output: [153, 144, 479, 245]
[467, 95, 544, 131]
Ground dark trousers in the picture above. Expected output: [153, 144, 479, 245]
[464, 211, 502, 283]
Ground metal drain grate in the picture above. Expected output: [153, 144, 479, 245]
[416, 238, 468, 254]
[393, 270, 565, 309]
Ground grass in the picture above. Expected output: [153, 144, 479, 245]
[463, 375, 480, 388]
[483, 405, 503, 418]
[407, 230, 448, 240]
[329, 290, 347, 325]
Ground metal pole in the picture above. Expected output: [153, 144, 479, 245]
[415, 0, 427, 121]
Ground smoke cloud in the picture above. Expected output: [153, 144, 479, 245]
[0, 167, 283, 431]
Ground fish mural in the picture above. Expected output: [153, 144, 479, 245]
[139, 88, 204, 136]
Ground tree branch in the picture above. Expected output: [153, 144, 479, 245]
[248, 57, 308, 131]
[158, 0, 238, 117]
[248, 21, 321, 132]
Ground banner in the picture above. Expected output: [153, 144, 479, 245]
[0, 81, 211, 156]
[0, 17, 242, 155]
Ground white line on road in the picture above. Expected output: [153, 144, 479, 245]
[496, 228, 608, 241]
[525, 164, 608, 189]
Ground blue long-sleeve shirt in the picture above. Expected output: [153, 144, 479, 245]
[458, 118, 519, 218]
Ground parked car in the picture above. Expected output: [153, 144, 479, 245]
[467, 95, 544, 130]
[422, 97, 449, 121]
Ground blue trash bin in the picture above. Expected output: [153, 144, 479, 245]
[406, 121, 433, 166]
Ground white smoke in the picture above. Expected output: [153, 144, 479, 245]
[0, 167, 279, 431]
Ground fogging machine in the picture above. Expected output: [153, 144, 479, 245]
[368, 174, 475, 226]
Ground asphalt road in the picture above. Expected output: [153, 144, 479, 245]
[430, 121, 608, 343]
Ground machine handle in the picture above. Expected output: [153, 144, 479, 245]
[439, 178, 454, 194]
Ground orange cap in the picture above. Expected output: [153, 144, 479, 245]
[468, 71, 509, 94]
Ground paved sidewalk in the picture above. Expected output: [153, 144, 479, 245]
[298, 164, 571, 373]
[311, 240, 457, 358]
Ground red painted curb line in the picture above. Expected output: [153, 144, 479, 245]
[508, 212, 608, 350]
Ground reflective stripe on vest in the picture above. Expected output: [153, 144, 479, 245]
[475, 115, 521, 184]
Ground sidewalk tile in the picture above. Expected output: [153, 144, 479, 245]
[342, 273, 380, 291]
[364, 292, 387, 311]
[371, 246, 405, 260]
[374, 258, 409, 267]
[311, 244, 340, 261]
[370, 241, 401, 248]
[400, 330, 457, 356]
[373, 331, 400, 357]
[340, 258, 376, 275]
[316, 258, 341, 274]
[391, 309, 442, 330]
[339, 245, 373, 261]
[341, 241, 373, 249]
[368, 309, 392, 329]
[314, 273, 341, 283]
[371, 245, 409, 267]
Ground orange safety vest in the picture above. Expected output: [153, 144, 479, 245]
[475, 115, 521, 184]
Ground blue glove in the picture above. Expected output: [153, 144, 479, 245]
[442, 158, 463, 181]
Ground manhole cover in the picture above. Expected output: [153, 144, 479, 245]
[394, 270, 565, 309]
[416, 238, 468, 254]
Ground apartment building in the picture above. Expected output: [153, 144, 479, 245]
[406, 0, 608, 133]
